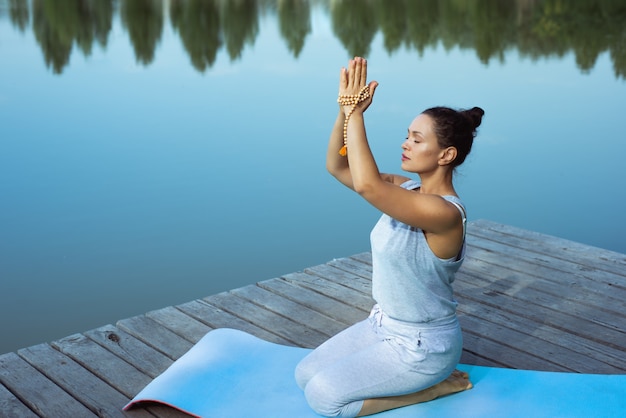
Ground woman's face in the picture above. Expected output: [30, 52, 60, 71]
[401, 114, 444, 174]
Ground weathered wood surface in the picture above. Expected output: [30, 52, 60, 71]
[0, 219, 624, 417]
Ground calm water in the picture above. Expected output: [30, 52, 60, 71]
[1, 0, 625, 354]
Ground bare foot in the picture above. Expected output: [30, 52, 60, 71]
[434, 369, 474, 396]
[358, 370, 472, 416]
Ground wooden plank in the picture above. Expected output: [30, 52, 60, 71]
[257, 278, 367, 326]
[18, 343, 140, 418]
[0, 382, 38, 418]
[145, 306, 211, 344]
[52, 334, 152, 400]
[463, 248, 626, 317]
[466, 230, 625, 310]
[460, 329, 561, 371]
[454, 268, 626, 351]
[0, 352, 96, 417]
[282, 271, 373, 313]
[459, 349, 503, 368]
[461, 255, 626, 338]
[349, 252, 373, 266]
[304, 263, 372, 295]
[326, 255, 373, 279]
[175, 299, 293, 345]
[230, 283, 348, 338]
[116, 315, 193, 360]
[466, 233, 626, 303]
[456, 294, 625, 373]
[204, 291, 328, 348]
[462, 225, 625, 372]
[469, 219, 626, 276]
[455, 271, 619, 346]
[459, 314, 610, 373]
[84, 325, 173, 379]
[52, 334, 190, 418]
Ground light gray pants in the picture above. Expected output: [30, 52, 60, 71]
[295, 305, 462, 417]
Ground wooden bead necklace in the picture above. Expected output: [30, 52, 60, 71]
[337, 85, 370, 156]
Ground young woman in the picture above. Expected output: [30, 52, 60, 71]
[295, 57, 484, 417]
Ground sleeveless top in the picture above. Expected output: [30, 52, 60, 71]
[370, 179, 466, 324]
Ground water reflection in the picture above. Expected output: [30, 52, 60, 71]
[30, 0, 113, 73]
[170, 0, 222, 69]
[121, 0, 163, 65]
[277, 0, 311, 57]
[3, 0, 625, 78]
[7, 0, 28, 30]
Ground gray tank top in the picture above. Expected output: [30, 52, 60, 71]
[370, 179, 466, 324]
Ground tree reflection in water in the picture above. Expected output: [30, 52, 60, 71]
[3, 0, 625, 78]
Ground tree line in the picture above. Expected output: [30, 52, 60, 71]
[3, 0, 625, 78]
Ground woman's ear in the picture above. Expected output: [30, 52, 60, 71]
[439, 146, 458, 166]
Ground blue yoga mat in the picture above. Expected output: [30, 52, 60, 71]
[124, 328, 626, 417]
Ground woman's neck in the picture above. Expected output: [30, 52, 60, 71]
[416, 169, 456, 196]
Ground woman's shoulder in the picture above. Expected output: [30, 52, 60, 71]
[399, 179, 420, 190]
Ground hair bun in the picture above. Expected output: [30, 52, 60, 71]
[463, 107, 485, 130]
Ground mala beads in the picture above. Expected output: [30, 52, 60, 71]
[337, 85, 370, 156]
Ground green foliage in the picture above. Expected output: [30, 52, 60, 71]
[9, 0, 626, 78]
[31, 0, 113, 73]
[278, 0, 311, 58]
[170, 0, 222, 71]
[221, 0, 259, 61]
[120, 0, 163, 65]
[331, 0, 378, 58]
[9, 0, 29, 31]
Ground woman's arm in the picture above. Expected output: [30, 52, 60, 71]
[327, 109, 404, 189]
[326, 109, 354, 189]
[327, 59, 386, 190]
[341, 58, 462, 237]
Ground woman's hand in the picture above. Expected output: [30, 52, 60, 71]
[339, 57, 379, 115]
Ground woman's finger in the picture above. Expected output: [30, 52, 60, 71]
[352, 57, 367, 88]
[339, 67, 347, 92]
[348, 58, 357, 89]
[368, 80, 378, 99]
[352, 57, 361, 91]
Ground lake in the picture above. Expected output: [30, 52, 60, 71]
[1, 0, 625, 354]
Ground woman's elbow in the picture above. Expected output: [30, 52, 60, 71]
[326, 162, 347, 180]
[352, 181, 375, 197]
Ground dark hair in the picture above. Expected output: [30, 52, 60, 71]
[421, 106, 484, 167]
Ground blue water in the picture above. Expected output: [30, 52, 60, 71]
[1, 2, 625, 354]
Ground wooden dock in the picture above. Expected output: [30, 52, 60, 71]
[1, 219, 625, 417]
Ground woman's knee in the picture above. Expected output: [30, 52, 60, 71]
[294, 361, 311, 390]
[303, 374, 362, 417]
[304, 375, 341, 417]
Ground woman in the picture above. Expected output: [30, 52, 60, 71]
[295, 57, 484, 417]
